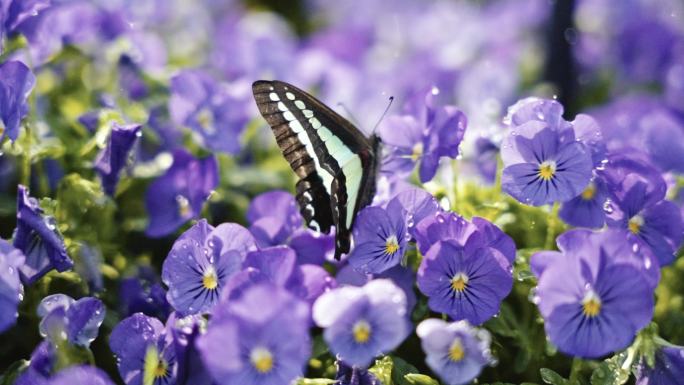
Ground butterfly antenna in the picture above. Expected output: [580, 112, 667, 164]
[337, 102, 362, 127]
[371, 96, 394, 135]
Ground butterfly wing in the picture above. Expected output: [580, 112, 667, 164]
[252, 80, 379, 259]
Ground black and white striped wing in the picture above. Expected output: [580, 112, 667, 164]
[252, 80, 379, 259]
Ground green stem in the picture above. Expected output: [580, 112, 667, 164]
[568, 357, 583, 384]
[20, 124, 31, 187]
[544, 202, 560, 250]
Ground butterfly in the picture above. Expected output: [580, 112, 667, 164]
[252, 80, 381, 259]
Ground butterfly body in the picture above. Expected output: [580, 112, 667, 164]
[252, 80, 380, 259]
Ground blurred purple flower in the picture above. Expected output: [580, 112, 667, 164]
[15, 1, 130, 64]
[145, 150, 218, 237]
[110, 313, 177, 385]
[0, 60, 35, 142]
[247, 190, 335, 265]
[335, 360, 381, 385]
[0, 239, 24, 333]
[162, 219, 255, 315]
[169, 69, 250, 154]
[94, 123, 142, 196]
[600, 152, 683, 266]
[119, 266, 171, 320]
[416, 319, 491, 385]
[0, 0, 49, 52]
[37, 294, 105, 347]
[616, 18, 681, 85]
[14, 185, 73, 285]
[347, 205, 408, 274]
[313, 279, 410, 367]
[75, 243, 103, 293]
[591, 95, 684, 173]
[666, 63, 684, 113]
[379, 90, 467, 183]
[417, 238, 512, 325]
[118, 56, 149, 101]
[474, 137, 499, 184]
[210, 12, 297, 81]
[636, 345, 684, 385]
[49, 366, 115, 385]
[532, 229, 655, 358]
[197, 283, 311, 385]
[559, 176, 609, 228]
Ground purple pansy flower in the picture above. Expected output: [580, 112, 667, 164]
[559, 176, 609, 228]
[145, 150, 218, 238]
[247, 190, 335, 265]
[162, 219, 255, 315]
[600, 152, 684, 266]
[0, 239, 24, 333]
[0, 60, 36, 142]
[171, 315, 213, 385]
[414, 212, 516, 265]
[14, 185, 73, 285]
[120, 266, 171, 320]
[532, 229, 655, 358]
[197, 283, 311, 385]
[50, 366, 115, 385]
[14, 341, 52, 385]
[169, 69, 250, 154]
[1, 0, 50, 47]
[501, 120, 593, 206]
[416, 319, 491, 385]
[94, 123, 142, 196]
[335, 360, 381, 385]
[385, 186, 441, 239]
[417, 238, 513, 325]
[37, 294, 106, 347]
[110, 313, 177, 385]
[347, 205, 409, 274]
[313, 279, 410, 367]
[336, 264, 418, 314]
[379, 90, 467, 183]
[636, 345, 684, 385]
[222, 246, 336, 312]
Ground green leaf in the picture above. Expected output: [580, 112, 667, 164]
[390, 356, 419, 385]
[590, 354, 630, 385]
[403, 373, 440, 385]
[0, 360, 29, 385]
[368, 356, 394, 385]
[540, 368, 569, 385]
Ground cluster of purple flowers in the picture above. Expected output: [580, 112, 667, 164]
[1, 0, 684, 384]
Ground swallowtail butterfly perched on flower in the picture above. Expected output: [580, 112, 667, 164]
[252, 80, 381, 259]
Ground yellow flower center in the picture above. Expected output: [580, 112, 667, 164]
[451, 273, 469, 292]
[202, 266, 219, 290]
[581, 183, 596, 200]
[411, 143, 423, 161]
[538, 161, 557, 181]
[582, 290, 602, 318]
[154, 360, 168, 379]
[628, 215, 644, 234]
[353, 320, 372, 344]
[176, 195, 191, 218]
[250, 347, 274, 373]
[197, 108, 215, 133]
[385, 235, 399, 255]
[448, 338, 465, 362]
